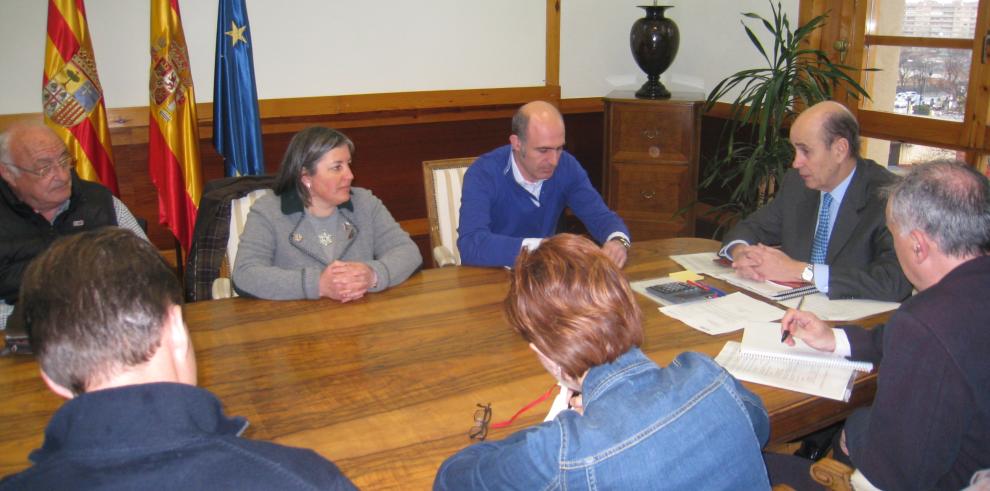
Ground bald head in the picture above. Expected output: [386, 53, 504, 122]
[789, 101, 861, 192]
[509, 101, 566, 182]
[511, 101, 565, 145]
[1, 122, 58, 170]
[0, 122, 73, 216]
[797, 101, 860, 159]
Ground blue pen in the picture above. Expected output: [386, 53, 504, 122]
[698, 281, 727, 297]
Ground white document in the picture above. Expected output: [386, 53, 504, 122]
[544, 384, 571, 422]
[715, 341, 857, 402]
[669, 252, 734, 276]
[712, 271, 792, 299]
[776, 293, 900, 321]
[658, 292, 785, 335]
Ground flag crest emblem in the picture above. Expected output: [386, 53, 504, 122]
[43, 48, 103, 127]
[151, 38, 193, 109]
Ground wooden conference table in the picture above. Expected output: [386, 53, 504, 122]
[0, 238, 882, 489]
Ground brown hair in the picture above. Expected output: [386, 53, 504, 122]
[503, 234, 643, 379]
[21, 228, 181, 395]
[273, 126, 355, 206]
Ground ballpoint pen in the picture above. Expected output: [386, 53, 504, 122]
[687, 280, 727, 297]
[781, 295, 807, 343]
[701, 282, 728, 297]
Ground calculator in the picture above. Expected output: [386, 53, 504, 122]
[646, 281, 715, 305]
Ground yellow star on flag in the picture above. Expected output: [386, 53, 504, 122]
[225, 21, 247, 47]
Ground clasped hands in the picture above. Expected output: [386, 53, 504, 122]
[318, 260, 376, 303]
[730, 243, 805, 283]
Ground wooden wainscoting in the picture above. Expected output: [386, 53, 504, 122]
[116, 105, 606, 268]
[3, 96, 735, 268]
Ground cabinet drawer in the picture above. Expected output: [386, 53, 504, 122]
[607, 103, 694, 163]
[608, 162, 693, 217]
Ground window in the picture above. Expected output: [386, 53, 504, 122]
[803, 0, 990, 172]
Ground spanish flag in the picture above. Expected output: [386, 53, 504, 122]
[149, 0, 202, 253]
[42, 0, 119, 196]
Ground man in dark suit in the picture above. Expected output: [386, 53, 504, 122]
[776, 160, 990, 490]
[720, 101, 911, 301]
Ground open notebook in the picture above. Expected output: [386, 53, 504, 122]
[714, 322, 872, 402]
[740, 322, 874, 373]
[715, 342, 858, 402]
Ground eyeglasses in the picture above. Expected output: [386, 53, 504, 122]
[469, 403, 492, 441]
[467, 385, 560, 442]
[9, 155, 75, 179]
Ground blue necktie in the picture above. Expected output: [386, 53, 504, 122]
[810, 193, 833, 264]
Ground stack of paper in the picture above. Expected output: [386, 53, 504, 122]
[711, 272, 792, 299]
[669, 252, 734, 276]
[657, 293, 784, 335]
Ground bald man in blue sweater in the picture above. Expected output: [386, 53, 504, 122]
[458, 101, 630, 268]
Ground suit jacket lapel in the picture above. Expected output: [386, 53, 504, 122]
[288, 215, 329, 265]
[826, 160, 868, 263]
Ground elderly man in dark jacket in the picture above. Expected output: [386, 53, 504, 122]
[0, 123, 145, 330]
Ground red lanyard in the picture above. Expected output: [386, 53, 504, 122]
[490, 384, 560, 429]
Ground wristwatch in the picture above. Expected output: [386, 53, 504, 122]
[610, 236, 631, 250]
[801, 264, 814, 282]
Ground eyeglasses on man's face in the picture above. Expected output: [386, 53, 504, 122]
[9, 154, 75, 179]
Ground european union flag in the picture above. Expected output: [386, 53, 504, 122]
[214, 0, 264, 176]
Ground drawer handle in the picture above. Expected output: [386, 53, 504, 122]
[641, 190, 656, 200]
[642, 128, 659, 140]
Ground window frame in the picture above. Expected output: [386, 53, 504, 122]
[800, 0, 990, 169]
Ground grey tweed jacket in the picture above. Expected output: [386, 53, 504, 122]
[232, 186, 422, 300]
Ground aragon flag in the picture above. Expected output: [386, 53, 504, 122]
[214, 0, 265, 177]
[149, 0, 203, 253]
[42, 0, 119, 196]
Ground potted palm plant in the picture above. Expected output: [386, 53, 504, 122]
[701, 1, 872, 229]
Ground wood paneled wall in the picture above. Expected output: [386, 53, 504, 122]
[106, 109, 607, 268]
[6, 97, 729, 270]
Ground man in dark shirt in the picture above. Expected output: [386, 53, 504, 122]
[0, 228, 356, 490]
[0, 123, 145, 329]
[776, 160, 990, 489]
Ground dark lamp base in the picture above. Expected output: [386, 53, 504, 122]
[635, 80, 671, 99]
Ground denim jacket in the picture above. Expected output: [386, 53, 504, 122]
[434, 348, 771, 490]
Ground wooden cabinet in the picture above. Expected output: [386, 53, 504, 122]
[602, 91, 702, 241]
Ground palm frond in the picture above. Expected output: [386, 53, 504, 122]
[702, 0, 872, 220]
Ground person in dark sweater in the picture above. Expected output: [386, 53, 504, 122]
[770, 160, 990, 490]
[0, 228, 357, 491]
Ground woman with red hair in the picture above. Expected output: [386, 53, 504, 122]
[435, 234, 771, 490]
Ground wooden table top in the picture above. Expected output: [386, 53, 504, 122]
[0, 237, 883, 489]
